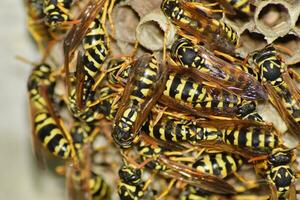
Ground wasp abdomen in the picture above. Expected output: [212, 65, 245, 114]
[34, 112, 71, 159]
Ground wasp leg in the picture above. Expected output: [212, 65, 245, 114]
[213, 50, 239, 63]
[101, 0, 112, 52]
[273, 44, 293, 57]
[177, 29, 199, 44]
[185, 2, 224, 15]
[108, 0, 116, 38]
[152, 107, 168, 126]
[152, 106, 192, 121]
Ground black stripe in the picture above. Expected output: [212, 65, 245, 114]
[211, 154, 221, 176]
[225, 129, 234, 145]
[181, 79, 193, 101]
[251, 127, 260, 148]
[264, 132, 271, 148]
[135, 79, 152, 90]
[191, 82, 203, 102]
[153, 123, 163, 140]
[84, 34, 104, 45]
[211, 99, 219, 109]
[37, 124, 58, 142]
[84, 55, 99, 72]
[165, 120, 175, 141]
[175, 123, 185, 141]
[222, 153, 231, 176]
[143, 69, 158, 82]
[238, 127, 247, 147]
[169, 74, 181, 98]
[131, 89, 146, 100]
[58, 143, 69, 157]
[47, 134, 64, 153]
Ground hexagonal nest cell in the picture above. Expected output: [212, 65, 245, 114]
[256, 3, 291, 38]
[273, 34, 300, 64]
[236, 30, 267, 57]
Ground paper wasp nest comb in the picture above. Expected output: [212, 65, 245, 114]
[224, 0, 300, 65]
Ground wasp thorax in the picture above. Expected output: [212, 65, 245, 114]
[269, 150, 292, 166]
[112, 125, 134, 148]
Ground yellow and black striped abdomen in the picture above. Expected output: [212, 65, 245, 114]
[27, 64, 54, 110]
[223, 126, 279, 151]
[43, 0, 72, 28]
[118, 182, 143, 200]
[217, 20, 238, 47]
[89, 172, 110, 200]
[34, 112, 71, 159]
[113, 56, 161, 148]
[118, 163, 144, 200]
[129, 57, 159, 104]
[164, 73, 241, 111]
[192, 153, 242, 178]
[164, 73, 212, 104]
[147, 117, 197, 143]
[146, 116, 221, 144]
[82, 13, 108, 80]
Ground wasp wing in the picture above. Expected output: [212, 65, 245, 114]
[158, 155, 237, 195]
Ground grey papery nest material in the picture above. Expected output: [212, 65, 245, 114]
[225, 0, 300, 65]
[136, 9, 177, 51]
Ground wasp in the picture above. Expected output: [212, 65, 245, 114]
[63, 0, 116, 120]
[72, 10, 110, 110]
[64, 0, 114, 70]
[105, 57, 263, 121]
[137, 138, 237, 195]
[252, 148, 297, 200]
[251, 45, 300, 138]
[171, 37, 267, 101]
[161, 69, 263, 121]
[145, 114, 280, 155]
[161, 0, 238, 54]
[112, 54, 168, 148]
[27, 63, 75, 162]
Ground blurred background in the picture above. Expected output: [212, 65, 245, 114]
[0, 1, 65, 199]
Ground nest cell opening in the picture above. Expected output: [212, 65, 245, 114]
[137, 20, 165, 51]
[257, 3, 291, 32]
[239, 30, 267, 53]
[274, 34, 300, 64]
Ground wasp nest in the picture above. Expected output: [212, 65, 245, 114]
[223, 0, 300, 65]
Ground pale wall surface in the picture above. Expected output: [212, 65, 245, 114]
[0, 1, 64, 199]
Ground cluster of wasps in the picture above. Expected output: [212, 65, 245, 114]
[24, 0, 300, 199]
